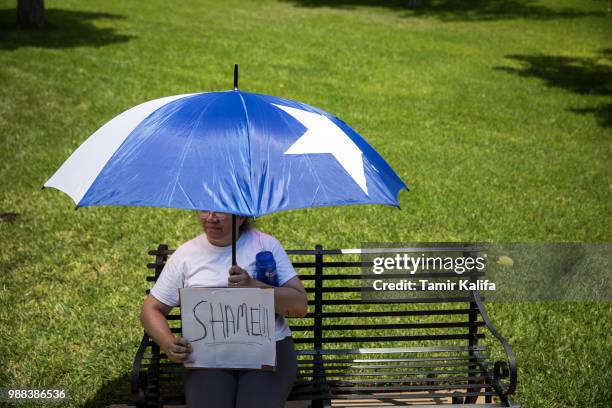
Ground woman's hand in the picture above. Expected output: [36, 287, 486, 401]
[163, 336, 193, 363]
[228, 265, 259, 288]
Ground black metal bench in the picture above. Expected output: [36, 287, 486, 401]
[133, 244, 518, 407]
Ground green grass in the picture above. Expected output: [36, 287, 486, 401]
[1, 0, 611, 406]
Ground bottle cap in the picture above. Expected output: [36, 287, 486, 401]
[256, 251, 276, 269]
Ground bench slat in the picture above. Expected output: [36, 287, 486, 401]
[304, 334, 485, 343]
[295, 346, 486, 355]
[294, 374, 490, 387]
[327, 391, 496, 399]
[306, 286, 477, 293]
[319, 361, 492, 370]
[297, 355, 490, 364]
[296, 308, 473, 318]
[331, 405, 506, 408]
[300, 368, 489, 378]
[308, 297, 476, 305]
[291, 322, 484, 331]
[330, 383, 491, 392]
[326, 375, 491, 385]
[148, 271, 484, 279]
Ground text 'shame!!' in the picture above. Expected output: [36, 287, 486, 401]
[190, 301, 273, 343]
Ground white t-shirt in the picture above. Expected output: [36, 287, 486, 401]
[150, 229, 297, 341]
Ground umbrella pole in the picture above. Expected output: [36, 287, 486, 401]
[231, 64, 239, 266]
[232, 214, 237, 266]
[234, 64, 239, 90]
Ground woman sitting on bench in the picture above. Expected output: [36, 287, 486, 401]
[140, 211, 308, 408]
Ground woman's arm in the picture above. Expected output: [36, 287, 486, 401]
[268, 276, 308, 317]
[228, 267, 308, 317]
[140, 295, 192, 362]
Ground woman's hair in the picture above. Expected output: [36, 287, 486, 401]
[240, 216, 255, 234]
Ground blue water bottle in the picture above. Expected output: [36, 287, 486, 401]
[255, 251, 278, 287]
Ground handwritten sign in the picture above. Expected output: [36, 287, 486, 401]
[179, 287, 276, 369]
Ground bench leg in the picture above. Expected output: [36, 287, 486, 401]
[311, 399, 332, 408]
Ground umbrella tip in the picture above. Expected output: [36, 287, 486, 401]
[233, 64, 239, 91]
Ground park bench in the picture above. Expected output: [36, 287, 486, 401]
[132, 244, 518, 407]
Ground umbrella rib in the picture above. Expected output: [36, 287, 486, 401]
[176, 182, 196, 208]
[168, 94, 221, 208]
[237, 92, 254, 214]
[273, 103, 331, 206]
[303, 152, 329, 205]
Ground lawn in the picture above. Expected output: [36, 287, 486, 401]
[0, 0, 610, 407]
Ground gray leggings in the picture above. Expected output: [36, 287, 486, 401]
[184, 336, 297, 408]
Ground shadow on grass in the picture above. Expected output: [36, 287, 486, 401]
[282, 0, 603, 21]
[495, 50, 612, 128]
[569, 104, 612, 128]
[82, 372, 134, 408]
[0, 8, 135, 50]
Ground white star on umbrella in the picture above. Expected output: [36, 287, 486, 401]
[273, 104, 368, 195]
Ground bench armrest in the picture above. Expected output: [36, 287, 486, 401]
[472, 291, 518, 396]
[131, 332, 150, 405]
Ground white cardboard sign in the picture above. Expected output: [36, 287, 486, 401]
[179, 287, 276, 369]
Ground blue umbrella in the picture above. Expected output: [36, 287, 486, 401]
[45, 66, 407, 262]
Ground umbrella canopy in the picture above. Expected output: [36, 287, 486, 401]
[44, 90, 406, 217]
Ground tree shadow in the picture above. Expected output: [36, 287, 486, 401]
[0, 8, 135, 50]
[82, 372, 135, 408]
[494, 50, 612, 128]
[495, 53, 611, 96]
[282, 0, 604, 21]
[569, 104, 612, 128]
